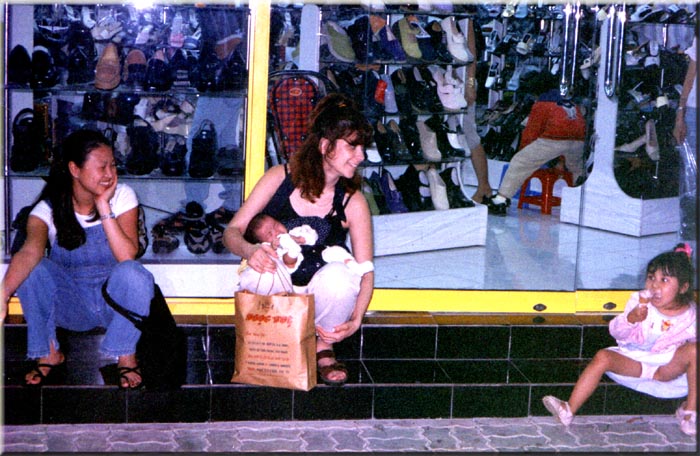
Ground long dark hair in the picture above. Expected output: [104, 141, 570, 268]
[37, 129, 111, 250]
[289, 93, 373, 201]
[646, 243, 696, 305]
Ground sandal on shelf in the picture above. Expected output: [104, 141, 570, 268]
[151, 223, 180, 254]
[118, 366, 143, 389]
[316, 349, 348, 386]
[208, 222, 226, 254]
[25, 361, 66, 387]
[205, 206, 235, 226]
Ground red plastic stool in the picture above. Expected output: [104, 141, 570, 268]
[517, 166, 574, 214]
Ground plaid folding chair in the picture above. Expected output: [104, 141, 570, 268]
[267, 70, 338, 163]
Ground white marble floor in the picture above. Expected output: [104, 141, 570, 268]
[373, 196, 693, 291]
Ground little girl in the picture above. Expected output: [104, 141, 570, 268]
[543, 243, 697, 436]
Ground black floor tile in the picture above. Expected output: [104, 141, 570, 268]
[510, 326, 583, 358]
[453, 385, 530, 417]
[373, 386, 452, 419]
[2, 326, 27, 362]
[208, 360, 236, 384]
[581, 326, 616, 358]
[127, 386, 211, 423]
[511, 359, 593, 384]
[333, 330, 361, 360]
[184, 325, 208, 361]
[603, 384, 682, 416]
[2, 386, 42, 425]
[211, 385, 293, 421]
[362, 360, 450, 384]
[361, 326, 437, 359]
[294, 385, 373, 420]
[207, 326, 235, 361]
[43, 387, 126, 424]
[440, 360, 529, 384]
[437, 326, 510, 359]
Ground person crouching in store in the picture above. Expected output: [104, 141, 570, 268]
[484, 76, 587, 215]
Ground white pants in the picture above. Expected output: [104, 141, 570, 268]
[238, 260, 360, 332]
[498, 138, 584, 198]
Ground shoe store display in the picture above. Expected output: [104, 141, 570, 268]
[125, 117, 160, 175]
[31, 46, 60, 89]
[323, 21, 356, 63]
[94, 43, 121, 90]
[10, 109, 44, 173]
[189, 119, 217, 178]
[440, 167, 475, 208]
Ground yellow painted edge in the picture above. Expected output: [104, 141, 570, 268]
[8, 289, 630, 316]
[244, 0, 270, 198]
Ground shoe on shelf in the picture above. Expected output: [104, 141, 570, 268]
[151, 223, 180, 254]
[392, 16, 422, 61]
[542, 395, 573, 426]
[440, 16, 471, 63]
[322, 21, 356, 63]
[416, 120, 441, 162]
[379, 170, 409, 213]
[440, 167, 474, 208]
[425, 167, 450, 210]
[675, 405, 697, 436]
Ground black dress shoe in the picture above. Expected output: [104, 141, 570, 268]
[145, 49, 173, 92]
[390, 68, 413, 113]
[440, 167, 475, 208]
[398, 116, 423, 160]
[483, 194, 510, 215]
[8, 45, 32, 86]
[31, 46, 60, 89]
[425, 115, 462, 157]
[189, 120, 217, 178]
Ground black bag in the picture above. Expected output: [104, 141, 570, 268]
[101, 281, 187, 391]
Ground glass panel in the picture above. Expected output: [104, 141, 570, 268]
[267, 2, 596, 291]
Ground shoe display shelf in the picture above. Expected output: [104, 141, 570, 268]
[561, 9, 687, 236]
[3, 3, 252, 297]
[278, 3, 490, 257]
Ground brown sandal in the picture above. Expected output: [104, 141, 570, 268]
[316, 349, 348, 386]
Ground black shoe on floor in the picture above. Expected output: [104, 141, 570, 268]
[483, 194, 510, 216]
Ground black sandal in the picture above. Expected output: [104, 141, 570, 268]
[316, 349, 348, 386]
[118, 366, 143, 389]
[25, 361, 66, 387]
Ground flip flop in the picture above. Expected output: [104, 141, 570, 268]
[118, 366, 143, 389]
[316, 349, 348, 386]
[25, 361, 66, 387]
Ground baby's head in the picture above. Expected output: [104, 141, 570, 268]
[244, 213, 288, 244]
[645, 243, 695, 306]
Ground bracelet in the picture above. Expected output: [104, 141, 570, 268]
[100, 212, 116, 221]
[677, 106, 685, 111]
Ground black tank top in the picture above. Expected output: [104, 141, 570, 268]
[262, 166, 351, 285]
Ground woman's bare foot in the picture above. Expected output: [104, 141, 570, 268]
[471, 187, 494, 204]
[316, 340, 347, 385]
[117, 353, 142, 389]
[25, 351, 65, 385]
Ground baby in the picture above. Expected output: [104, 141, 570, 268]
[243, 213, 374, 277]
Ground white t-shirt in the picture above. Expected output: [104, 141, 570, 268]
[684, 37, 696, 109]
[30, 183, 139, 246]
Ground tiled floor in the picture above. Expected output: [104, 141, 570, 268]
[374, 195, 693, 291]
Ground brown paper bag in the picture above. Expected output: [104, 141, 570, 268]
[231, 289, 317, 391]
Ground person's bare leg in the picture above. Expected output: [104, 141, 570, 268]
[654, 342, 696, 411]
[118, 353, 142, 388]
[469, 144, 493, 203]
[317, 338, 346, 383]
[25, 340, 65, 385]
[568, 349, 642, 413]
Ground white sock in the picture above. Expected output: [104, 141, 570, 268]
[492, 194, 508, 204]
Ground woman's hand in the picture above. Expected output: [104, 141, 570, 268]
[627, 304, 649, 324]
[247, 243, 279, 274]
[95, 176, 118, 213]
[316, 318, 361, 345]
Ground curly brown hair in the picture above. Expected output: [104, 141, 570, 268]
[289, 93, 373, 202]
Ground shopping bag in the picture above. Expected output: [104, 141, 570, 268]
[231, 285, 316, 391]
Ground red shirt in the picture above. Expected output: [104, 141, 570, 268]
[519, 93, 586, 150]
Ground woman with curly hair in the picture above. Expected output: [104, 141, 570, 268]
[224, 93, 375, 386]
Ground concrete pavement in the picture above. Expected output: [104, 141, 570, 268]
[1, 415, 696, 453]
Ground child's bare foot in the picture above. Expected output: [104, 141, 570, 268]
[117, 354, 142, 389]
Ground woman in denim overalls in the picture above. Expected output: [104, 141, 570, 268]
[1, 129, 153, 388]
